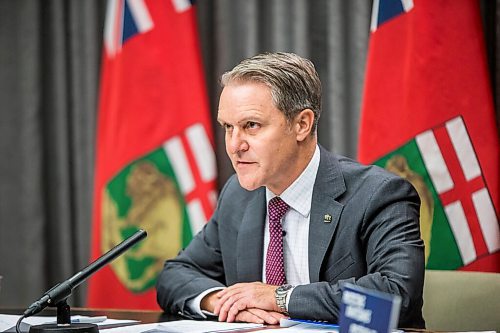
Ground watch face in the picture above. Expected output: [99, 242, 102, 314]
[278, 284, 293, 293]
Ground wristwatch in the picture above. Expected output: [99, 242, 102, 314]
[275, 284, 294, 314]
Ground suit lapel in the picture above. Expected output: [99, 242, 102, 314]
[236, 188, 266, 282]
[308, 146, 346, 283]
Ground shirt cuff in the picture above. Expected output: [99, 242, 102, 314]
[186, 287, 225, 318]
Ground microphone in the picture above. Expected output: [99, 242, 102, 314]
[23, 229, 147, 317]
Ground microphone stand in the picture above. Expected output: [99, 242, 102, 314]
[30, 300, 88, 333]
[21, 229, 148, 333]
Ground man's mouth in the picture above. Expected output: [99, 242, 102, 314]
[236, 161, 256, 167]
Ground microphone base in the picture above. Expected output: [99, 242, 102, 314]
[29, 323, 99, 333]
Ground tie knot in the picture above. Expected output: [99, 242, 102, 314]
[268, 197, 289, 223]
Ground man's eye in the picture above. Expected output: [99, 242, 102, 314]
[222, 123, 233, 131]
[246, 121, 260, 129]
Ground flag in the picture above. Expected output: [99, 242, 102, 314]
[358, 0, 499, 272]
[88, 0, 217, 309]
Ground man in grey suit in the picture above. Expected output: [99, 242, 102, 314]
[156, 52, 425, 328]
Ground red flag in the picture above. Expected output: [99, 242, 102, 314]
[358, 0, 499, 272]
[88, 0, 217, 309]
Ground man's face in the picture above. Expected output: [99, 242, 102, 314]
[217, 82, 301, 194]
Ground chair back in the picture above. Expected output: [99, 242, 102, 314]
[423, 270, 500, 332]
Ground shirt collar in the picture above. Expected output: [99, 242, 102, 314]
[266, 145, 320, 217]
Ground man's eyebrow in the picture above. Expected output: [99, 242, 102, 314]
[237, 115, 263, 123]
[217, 113, 263, 126]
[216, 118, 227, 125]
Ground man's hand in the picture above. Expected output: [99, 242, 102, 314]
[200, 290, 221, 313]
[234, 309, 287, 325]
[214, 282, 281, 322]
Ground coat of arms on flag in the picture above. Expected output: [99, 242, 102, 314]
[88, 0, 217, 309]
[101, 123, 216, 293]
[358, 0, 499, 273]
[374, 116, 499, 270]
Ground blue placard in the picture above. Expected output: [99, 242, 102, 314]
[339, 283, 401, 333]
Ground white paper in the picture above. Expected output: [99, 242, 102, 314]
[0, 314, 56, 332]
[157, 320, 263, 333]
[100, 323, 160, 333]
[101, 320, 263, 333]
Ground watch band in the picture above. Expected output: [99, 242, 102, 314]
[275, 284, 294, 314]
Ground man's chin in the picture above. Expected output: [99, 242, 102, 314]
[236, 175, 262, 191]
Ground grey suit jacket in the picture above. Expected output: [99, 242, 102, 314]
[157, 146, 425, 328]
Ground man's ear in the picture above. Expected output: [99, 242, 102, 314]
[295, 109, 315, 141]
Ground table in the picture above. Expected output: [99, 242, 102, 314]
[0, 308, 434, 332]
[0, 307, 175, 323]
[0, 308, 273, 332]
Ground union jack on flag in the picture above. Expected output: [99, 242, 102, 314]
[104, 0, 193, 56]
[370, 0, 414, 31]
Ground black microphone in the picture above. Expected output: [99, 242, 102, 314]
[23, 229, 147, 317]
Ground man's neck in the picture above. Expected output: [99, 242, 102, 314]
[269, 138, 317, 196]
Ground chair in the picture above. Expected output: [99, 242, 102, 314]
[423, 270, 500, 332]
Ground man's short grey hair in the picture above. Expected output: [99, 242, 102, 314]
[221, 52, 322, 133]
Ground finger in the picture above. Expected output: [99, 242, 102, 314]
[217, 288, 241, 305]
[226, 301, 248, 323]
[217, 284, 248, 301]
[218, 295, 239, 322]
[234, 310, 264, 324]
[213, 297, 225, 315]
[218, 283, 247, 296]
[267, 310, 288, 322]
[214, 289, 240, 315]
[219, 282, 264, 299]
[217, 288, 229, 297]
[246, 308, 280, 325]
[216, 284, 269, 316]
[215, 286, 251, 315]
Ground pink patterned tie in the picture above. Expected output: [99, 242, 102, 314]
[266, 197, 289, 286]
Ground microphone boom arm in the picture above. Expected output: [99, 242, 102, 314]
[23, 229, 147, 317]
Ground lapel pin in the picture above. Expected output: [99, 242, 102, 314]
[324, 214, 332, 223]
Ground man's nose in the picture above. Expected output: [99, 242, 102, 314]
[228, 129, 249, 154]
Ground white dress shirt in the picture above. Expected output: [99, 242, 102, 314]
[263, 145, 320, 286]
[188, 145, 321, 316]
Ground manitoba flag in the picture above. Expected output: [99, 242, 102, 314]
[88, 0, 217, 309]
[358, 0, 499, 272]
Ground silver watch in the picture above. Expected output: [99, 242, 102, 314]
[275, 284, 293, 314]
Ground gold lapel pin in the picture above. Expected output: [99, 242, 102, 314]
[324, 214, 332, 223]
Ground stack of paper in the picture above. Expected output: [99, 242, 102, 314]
[100, 320, 263, 333]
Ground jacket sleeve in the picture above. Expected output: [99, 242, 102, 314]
[288, 176, 425, 328]
[156, 179, 234, 317]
